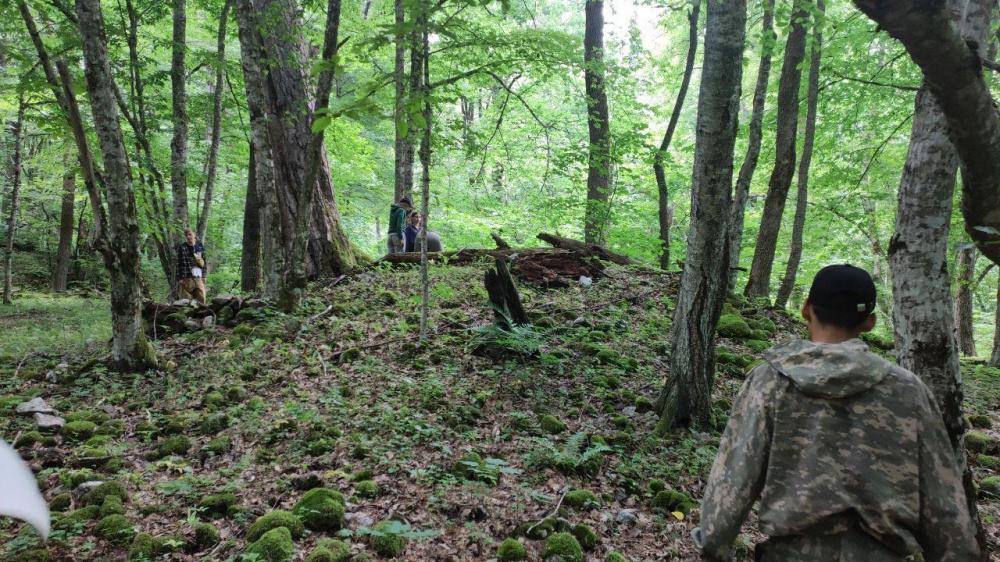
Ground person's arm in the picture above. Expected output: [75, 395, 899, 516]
[914, 381, 981, 562]
[696, 365, 777, 561]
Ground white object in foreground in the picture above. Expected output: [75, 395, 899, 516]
[0, 439, 50, 539]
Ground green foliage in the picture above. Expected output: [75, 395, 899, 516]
[366, 520, 412, 558]
[64, 421, 97, 442]
[293, 488, 345, 531]
[305, 539, 352, 562]
[651, 490, 696, 515]
[243, 527, 295, 562]
[84, 481, 127, 506]
[94, 514, 135, 545]
[193, 522, 220, 550]
[247, 511, 304, 542]
[966, 431, 998, 454]
[525, 432, 611, 475]
[452, 452, 519, 485]
[470, 323, 545, 357]
[0, 295, 111, 359]
[541, 532, 583, 562]
[570, 523, 598, 551]
[605, 552, 629, 562]
[538, 414, 566, 434]
[354, 480, 379, 498]
[497, 538, 528, 561]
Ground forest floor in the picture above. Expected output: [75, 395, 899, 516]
[2, 261, 1000, 561]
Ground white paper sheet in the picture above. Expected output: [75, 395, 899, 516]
[0, 439, 50, 539]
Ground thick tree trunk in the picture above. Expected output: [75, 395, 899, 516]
[75, 0, 157, 371]
[255, 0, 362, 278]
[393, 0, 411, 202]
[197, 0, 232, 242]
[241, 144, 262, 293]
[775, 0, 823, 310]
[235, 0, 283, 297]
[52, 137, 76, 292]
[727, 0, 775, 289]
[744, 0, 810, 300]
[170, 0, 190, 236]
[653, 0, 699, 270]
[657, 0, 746, 430]
[3, 94, 25, 306]
[853, 0, 1000, 268]
[583, 0, 611, 245]
[956, 246, 978, 356]
[991, 279, 1000, 368]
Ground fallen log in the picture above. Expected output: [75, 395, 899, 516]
[536, 233, 633, 265]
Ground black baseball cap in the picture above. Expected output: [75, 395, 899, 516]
[399, 196, 412, 205]
[807, 264, 876, 326]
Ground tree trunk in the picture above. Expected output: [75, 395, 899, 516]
[3, 93, 25, 306]
[234, 0, 283, 297]
[744, 0, 810, 300]
[417, 0, 431, 342]
[197, 0, 232, 242]
[52, 136, 76, 292]
[991, 278, 1000, 368]
[393, 0, 411, 202]
[727, 0, 775, 289]
[956, 246, 978, 356]
[254, 0, 362, 278]
[583, 0, 611, 245]
[657, 0, 746, 430]
[170, 0, 190, 236]
[653, 0, 700, 270]
[405, 0, 421, 202]
[75, 0, 157, 371]
[241, 143, 262, 292]
[775, 0, 823, 310]
[853, 0, 1000, 268]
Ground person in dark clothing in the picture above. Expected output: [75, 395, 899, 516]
[403, 211, 422, 253]
[387, 196, 412, 254]
[176, 228, 207, 304]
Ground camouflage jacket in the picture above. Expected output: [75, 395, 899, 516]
[695, 338, 979, 561]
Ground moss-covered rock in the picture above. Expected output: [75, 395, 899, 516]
[563, 489, 599, 510]
[749, 329, 771, 341]
[10, 548, 50, 562]
[293, 488, 345, 531]
[192, 522, 220, 550]
[49, 493, 72, 512]
[53, 505, 99, 532]
[369, 520, 408, 557]
[243, 527, 295, 562]
[979, 454, 1000, 470]
[67, 410, 110, 425]
[571, 523, 598, 551]
[199, 413, 230, 435]
[980, 475, 1000, 498]
[85, 434, 113, 448]
[541, 532, 583, 562]
[94, 514, 135, 545]
[99, 495, 126, 517]
[539, 414, 566, 434]
[747, 316, 776, 335]
[247, 510, 305, 542]
[203, 391, 227, 409]
[745, 339, 771, 353]
[652, 490, 696, 515]
[605, 552, 629, 562]
[966, 431, 998, 454]
[128, 532, 158, 561]
[354, 480, 379, 498]
[203, 437, 232, 456]
[198, 493, 237, 518]
[634, 396, 654, 414]
[305, 539, 352, 562]
[717, 314, 752, 339]
[64, 420, 98, 442]
[96, 419, 125, 437]
[611, 415, 632, 430]
[969, 414, 992, 430]
[148, 435, 192, 460]
[84, 481, 127, 506]
[648, 479, 666, 494]
[15, 431, 44, 448]
[496, 538, 528, 561]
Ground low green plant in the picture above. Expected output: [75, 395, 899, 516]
[525, 432, 611, 476]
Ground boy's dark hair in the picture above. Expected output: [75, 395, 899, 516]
[807, 264, 876, 329]
[399, 196, 412, 206]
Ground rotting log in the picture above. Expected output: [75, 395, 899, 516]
[537, 232, 632, 265]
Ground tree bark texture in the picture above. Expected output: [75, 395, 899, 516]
[744, 0, 810, 300]
[955, 246, 978, 356]
[775, 0, 823, 310]
[653, 0, 699, 270]
[75, 0, 157, 371]
[727, 0, 775, 289]
[991, 279, 1000, 367]
[254, 0, 361, 277]
[418, 3, 431, 342]
[52, 137, 77, 292]
[170, 0, 190, 237]
[197, 0, 232, 242]
[583, 0, 611, 245]
[658, 0, 746, 429]
[854, 0, 1000, 267]
[393, 0, 412, 202]
[241, 143, 262, 292]
[3, 93, 25, 305]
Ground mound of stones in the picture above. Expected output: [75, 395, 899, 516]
[142, 295, 268, 339]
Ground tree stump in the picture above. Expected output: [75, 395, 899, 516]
[484, 257, 529, 330]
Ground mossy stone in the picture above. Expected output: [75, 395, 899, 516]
[354, 480, 379, 498]
[53, 505, 99, 532]
[50, 493, 72, 512]
[199, 493, 237, 518]
[192, 522, 220, 550]
[746, 339, 771, 353]
[203, 391, 227, 409]
[966, 431, 998, 454]
[370, 520, 408, 557]
[969, 414, 992, 429]
[349, 468, 374, 482]
[750, 329, 771, 341]
[64, 469, 97, 488]
[541, 532, 583, 562]
[67, 410, 110, 425]
[85, 434, 113, 448]
[94, 514, 135, 545]
[99, 496, 126, 517]
[717, 314, 752, 339]
[247, 510, 305, 541]
[293, 488, 345, 531]
[606, 552, 629, 562]
[11, 548, 50, 562]
[648, 479, 666, 494]
[150, 435, 193, 459]
[979, 454, 1000, 470]
[96, 419, 125, 437]
[563, 489, 599, 510]
[571, 523, 598, 551]
[980, 475, 1000, 498]
[305, 539, 352, 562]
[634, 396, 654, 414]
[128, 532, 158, 561]
[203, 437, 232, 456]
[497, 538, 528, 561]
[611, 415, 632, 430]
[652, 489, 696, 515]
[243, 527, 295, 562]
[199, 413, 230, 435]
[15, 431, 43, 448]
[539, 414, 566, 434]
[64, 420, 98, 442]
[747, 316, 776, 334]
[84, 481, 127, 506]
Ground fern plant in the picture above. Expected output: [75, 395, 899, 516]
[525, 432, 612, 476]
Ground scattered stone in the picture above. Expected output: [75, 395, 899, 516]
[717, 314, 752, 339]
[294, 488, 345, 531]
[184, 320, 202, 332]
[345, 511, 375, 528]
[541, 532, 583, 562]
[17, 398, 55, 415]
[148, 435, 192, 460]
[53, 506, 99, 532]
[614, 509, 638, 526]
[244, 526, 295, 562]
[202, 316, 216, 329]
[247, 510, 305, 542]
[979, 454, 1000, 471]
[15, 431, 43, 447]
[128, 533, 159, 561]
[99, 496, 126, 517]
[497, 538, 528, 561]
[969, 414, 992, 430]
[64, 421, 97, 441]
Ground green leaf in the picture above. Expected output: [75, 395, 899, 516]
[311, 115, 332, 133]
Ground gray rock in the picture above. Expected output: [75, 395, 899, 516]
[173, 299, 192, 307]
[72, 480, 105, 499]
[16, 397, 55, 415]
[184, 320, 202, 332]
[346, 511, 375, 528]
[34, 413, 65, 431]
[202, 316, 215, 328]
[212, 294, 234, 306]
[615, 509, 638, 526]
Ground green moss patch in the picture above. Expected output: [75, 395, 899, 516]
[247, 510, 304, 542]
[293, 488, 345, 531]
[541, 532, 583, 562]
[243, 527, 295, 562]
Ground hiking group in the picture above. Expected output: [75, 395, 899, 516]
[387, 196, 442, 255]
